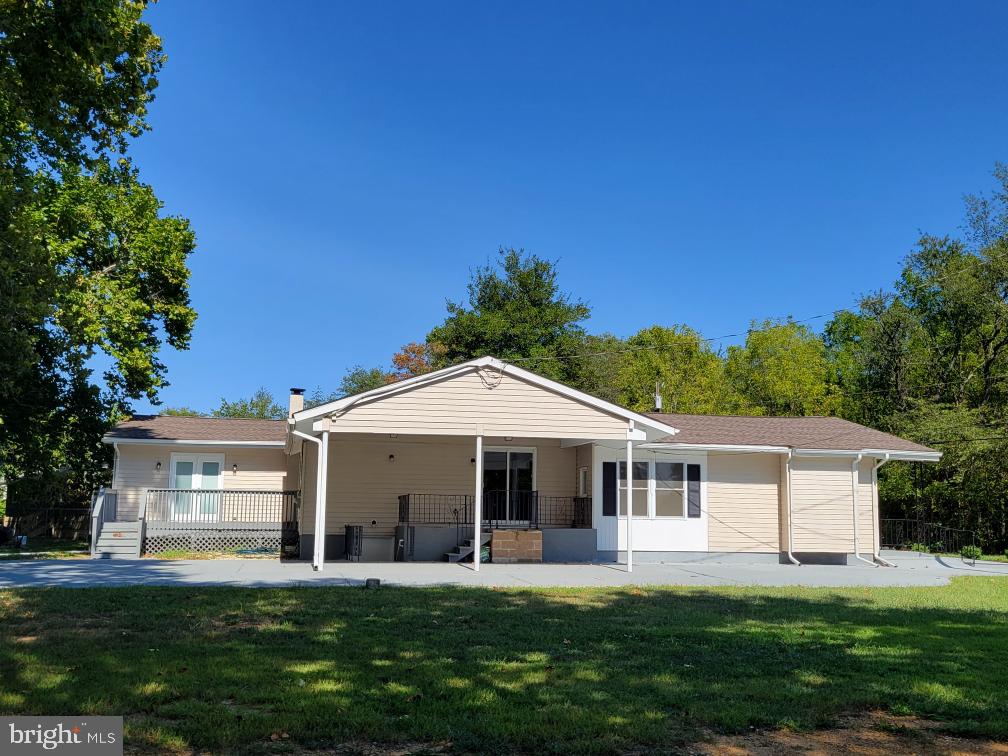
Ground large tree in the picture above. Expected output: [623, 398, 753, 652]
[826, 164, 1008, 550]
[726, 320, 837, 417]
[426, 248, 590, 383]
[616, 325, 748, 414]
[0, 1, 196, 510]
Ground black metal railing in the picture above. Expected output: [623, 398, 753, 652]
[880, 519, 977, 555]
[397, 492, 592, 529]
[145, 489, 300, 525]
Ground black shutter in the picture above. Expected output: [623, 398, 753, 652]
[602, 461, 617, 516]
[687, 463, 701, 518]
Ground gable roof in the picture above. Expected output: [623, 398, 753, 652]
[645, 413, 939, 460]
[102, 415, 286, 446]
[292, 356, 681, 439]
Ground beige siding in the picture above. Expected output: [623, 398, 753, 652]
[325, 370, 628, 439]
[299, 435, 577, 537]
[707, 452, 781, 553]
[857, 458, 876, 554]
[790, 456, 876, 553]
[111, 443, 289, 520]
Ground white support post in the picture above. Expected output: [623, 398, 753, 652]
[626, 436, 634, 573]
[314, 430, 330, 571]
[473, 434, 483, 572]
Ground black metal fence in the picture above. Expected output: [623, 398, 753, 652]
[398, 492, 592, 529]
[880, 519, 977, 554]
[145, 489, 299, 525]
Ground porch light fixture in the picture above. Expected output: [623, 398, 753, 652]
[389, 433, 398, 439]
[505, 436, 513, 442]
[155, 461, 161, 472]
[232, 463, 238, 475]
[388, 454, 395, 463]
[470, 457, 476, 465]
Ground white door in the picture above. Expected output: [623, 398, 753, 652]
[170, 454, 224, 521]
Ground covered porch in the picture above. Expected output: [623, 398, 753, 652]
[289, 358, 679, 569]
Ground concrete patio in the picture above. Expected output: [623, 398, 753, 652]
[1, 551, 1006, 589]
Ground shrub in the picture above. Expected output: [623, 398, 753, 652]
[908, 542, 929, 553]
[961, 544, 982, 561]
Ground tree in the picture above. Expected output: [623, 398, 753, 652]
[213, 389, 285, 420]
[616, 325, 749, 414]
[726, 321, 837, 416]
[339, 366, 390, 397]
[163, 407, 205, 417]
[390, 342, 445, 381]
[0, 2, 196, 510]
[426, 248, 590, 383]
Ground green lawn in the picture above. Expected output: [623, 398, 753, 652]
[1, 577, 1006, 753]
[0, 536, 88, 560]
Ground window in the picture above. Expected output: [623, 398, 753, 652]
[603, 455, 704, 520]
[655, 462, 684, 517]
[618, 461, 649, 517]
[577, 467, 589, 497]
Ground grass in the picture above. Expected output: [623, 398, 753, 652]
[0, 536, 88, 560]
[1, 577, 1007, 753]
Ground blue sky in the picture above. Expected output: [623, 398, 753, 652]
[126, 1, 1008, 413]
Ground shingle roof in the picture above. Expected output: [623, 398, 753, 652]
[645, 413, 937, 455]
[103, 415, 287, 444]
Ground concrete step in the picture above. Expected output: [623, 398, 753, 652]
[93, 545, 138, 556]
[102, 522, 140, 532]
[92, 549, 138, 559]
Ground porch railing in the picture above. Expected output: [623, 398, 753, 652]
[398, 492, 592, 529]
[879, 519, 977, 555]
[144, 489, 300, 525]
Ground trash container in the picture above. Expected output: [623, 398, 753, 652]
[345, 525, 363, 562]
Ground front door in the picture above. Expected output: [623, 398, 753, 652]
[482, 448, 535, 524]
[170, 454, 224, 521]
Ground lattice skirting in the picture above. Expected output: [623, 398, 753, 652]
[145, 525, 284, 554]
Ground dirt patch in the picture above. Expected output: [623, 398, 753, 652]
[700, 711, 1008, 755]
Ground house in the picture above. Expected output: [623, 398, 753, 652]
[97, 356, 940, 568]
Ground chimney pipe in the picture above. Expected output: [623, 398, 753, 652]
[289, 387, 305, 417]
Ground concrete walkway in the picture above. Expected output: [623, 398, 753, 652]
[1, 552, 1007, 589]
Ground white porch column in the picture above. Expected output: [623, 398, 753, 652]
[626, 436, 634, 573]
[314, 429, 330, 571]
[473, 433, 483, 572]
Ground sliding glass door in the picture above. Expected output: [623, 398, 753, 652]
[483, 447, 536, 524]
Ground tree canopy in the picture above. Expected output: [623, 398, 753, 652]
[0, 1, 196, 511]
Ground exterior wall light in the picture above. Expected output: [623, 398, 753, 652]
[155, 461, 161, 472]
[232, 463, 239, 475]
[470, 457, 476, 465]
[388, 454, 395, 463]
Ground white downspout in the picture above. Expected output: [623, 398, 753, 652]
[851, 453, 876, 567]
[785, 450, 800, 565]
[872, 454, 895, 567]
[293, 429, 325, 571]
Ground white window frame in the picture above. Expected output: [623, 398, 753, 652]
[169, 453, 225, 490]
[577, 466, 589, 498]
[617, 456, 705, 521]
[169, 453, 225, 522]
